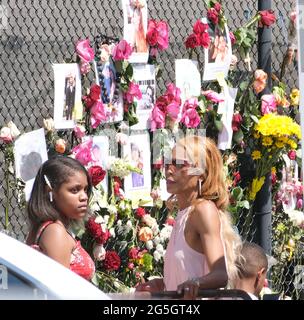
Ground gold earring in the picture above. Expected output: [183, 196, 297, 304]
[198, 179, 202, 197]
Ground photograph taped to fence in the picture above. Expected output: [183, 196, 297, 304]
[94, 60, 124, 123]
[14, 128, 48, 201]
[122, 0, 149, 63]
[202, 18, 232, 81]
[175, 59, 201, 103]
[123, 132, 153, 206]
[131, 64, 156, 130]
[53, 63, 83, 129]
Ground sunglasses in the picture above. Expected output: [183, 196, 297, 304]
[164, 158, 192, 170]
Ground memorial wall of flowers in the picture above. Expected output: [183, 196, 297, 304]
[0, 0, 303, 294]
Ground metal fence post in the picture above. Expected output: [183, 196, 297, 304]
[254, 0, 273, 255]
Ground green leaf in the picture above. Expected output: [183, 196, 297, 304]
[214, 119, 223, 132]
[232, 187, 243, 201]
[250, 115, 259, 124]
[125, 63, 133, 79]
[233, 129, 244, 144]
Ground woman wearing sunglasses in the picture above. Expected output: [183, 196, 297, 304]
[136, 135, 242, 299]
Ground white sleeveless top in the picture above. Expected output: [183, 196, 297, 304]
[163, 206, 227, 291]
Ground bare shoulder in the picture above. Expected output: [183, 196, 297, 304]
[39, 222, 73, 250]
[191, 200, 221, 233]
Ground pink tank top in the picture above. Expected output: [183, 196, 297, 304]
[164, 206, 227, 291]
[31, 221, 95, 281]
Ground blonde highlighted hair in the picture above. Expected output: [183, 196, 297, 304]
[167, 135, 242, 284]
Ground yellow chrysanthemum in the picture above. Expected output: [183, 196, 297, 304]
[252, 150, 262, 160]
[253, 131, 260, 139]
[290, 88, 300, 106]
[262, 136, 273, 146]
[271, 167, 276, 174]
[275, 140, 285, 148]
[288, 139, 298, 149]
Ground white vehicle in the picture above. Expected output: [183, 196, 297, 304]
[0, 232, 110, 300]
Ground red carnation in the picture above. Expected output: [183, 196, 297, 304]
[199, 32, 211, 48]
[86, 217, 102, 239]
[232, 113, 243, 132]
[259, 10, 276, 27]
[207, 8, 219, 25]
[90, 84, 101, 101]
[103, 251, 121, 271]
[82, 95, 95, 109]
[96, 229, 110, 245]
[88, 165, 106, 187]
[193, 20, 208, 35]
[185, 33, 200, 49]
[136, 207, 146, 219]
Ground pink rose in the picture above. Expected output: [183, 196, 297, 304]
[232, 113, 243, 132]
[181, 108, 201, 128]
[296, 198, 303, 209]
[199, 32, 211, 48]
[73, 125, 86, 139]
[72, 139, 93, 166]
[90, 101, 106, 129]
[124, 82, 142, 104]
[259, 10, 276, 27]
[193, 20, 208, 35]
[261, 94, 277, 115]
[182, 97, 199, 112]
[146, 20, 158, 46]
[166, 83, 181, 104]
[75, 39, 95, 63]
[214, 3, 222, 12]
[185, 33, 200, 49]
[0, 127, 13, 144]
[207, 8, 219, 25]
[229, 31, 236, 45]
[166, 101, 181, 120]
[288, 150, 297, 160]
[112, 40, 133, 61]
[147, 20, 169, 50]
[150, 106, 166, 131]
[156, 21, 169, 50]
[202, 90, 224, 103]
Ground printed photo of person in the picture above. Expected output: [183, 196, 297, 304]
[123, 0, 149, 63]
[208, 28, 229, 64]
[141, 85, 154, 110]
[19, 151, 43, 182]
[101, 62, 117, 104]
[64, 73, 76, 120]
[131, 142, 144, 188]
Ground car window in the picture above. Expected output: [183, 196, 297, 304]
[0, 265, 50, 300]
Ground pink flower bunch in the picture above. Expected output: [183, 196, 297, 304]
[185, 20, 210, 49]
[202, 90, 224, 103]
[71, 138, 93, 166]
[146, 20, 169, 55]
[76, 39, 95, 63]
[112, 40, 133, 61]
[90, 101, 106, 129]
[180, 98, 201, 128]
[150, 83, 182, 131]
[261, 94, 277, 115]
[124, 82, 142, 104]
[207, 2, 222, 25]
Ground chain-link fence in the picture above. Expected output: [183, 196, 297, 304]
[0, 0, 301, 298]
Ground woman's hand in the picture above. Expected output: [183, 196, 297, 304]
[135, 278, 164, 293]
[177, 278, 200, 300]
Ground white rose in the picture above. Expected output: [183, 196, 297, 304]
[152, 224, 159, 235]
[103, 215, 109, 224]
[153, 236, 161, 245]
[156, 244, 164, 253]
[109, 227, 116, 238]
[146, 240, 154, 250]
[7, 121, 20, 139]
[142, 214, 157, 228]
[95, 216, 104, 224]
[93, 245, 106, 261]
[153, 250, 161, 262]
